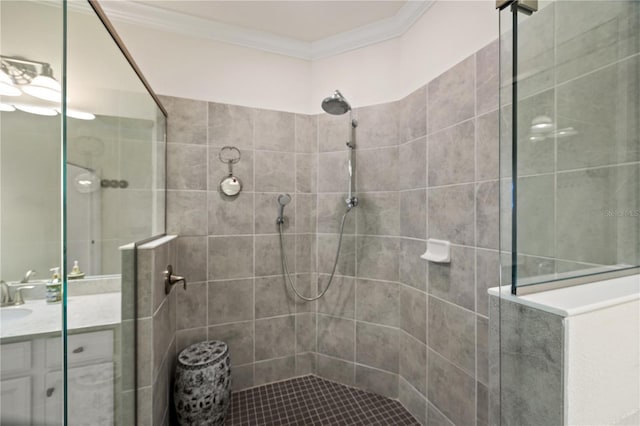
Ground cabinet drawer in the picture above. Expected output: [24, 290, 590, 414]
[0, 341, 31, 375]
[46, 330, 113, 368]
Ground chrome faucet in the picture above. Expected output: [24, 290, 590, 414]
[0, 281, 9, 306]
[1, 280, 34, 306]
[20, 269, 37, 283]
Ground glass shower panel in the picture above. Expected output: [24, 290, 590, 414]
[501, 0, 640, 292]
[65, 1, 166, 424]
[0, 1, 64, 424]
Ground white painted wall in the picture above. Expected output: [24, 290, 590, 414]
[109, 1, 498, 113]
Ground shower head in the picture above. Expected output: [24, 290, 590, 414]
[276, 194, 291, 224]
[321, 90, 351, 115]
[278, 193, 291, 206]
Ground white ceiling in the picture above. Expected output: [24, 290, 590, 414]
[137, 1, 406, 42]
[101, 0, 434, 60]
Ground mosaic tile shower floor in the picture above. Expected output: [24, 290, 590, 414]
[226, 375, 420, 426]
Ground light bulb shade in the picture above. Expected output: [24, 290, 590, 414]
[14, 104, 58, 116]
[22, 75, 61, 102]
[66, 109, 95, 120]
[0, 70, 20, 97]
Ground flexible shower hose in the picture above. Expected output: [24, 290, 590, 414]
[278, 209, 352, 301]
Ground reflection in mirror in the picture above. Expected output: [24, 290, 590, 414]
[0, 0, 166, 424]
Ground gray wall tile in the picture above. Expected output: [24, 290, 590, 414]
[355, 365, 398, 399]
[254, 151, 296, 192]
[167, 144, 207, 190]
[255, 234, 294, 277]
[296, 353, 316, 376]
[399, 86, 427, 144]
[232, 364, 254, 391]
[254, 356, 296, 386]
[399, 332, 427, 396]
[356, 147, 398, 192]
[356, 322, 399, 373]
[356, 236, 399, 282]
[208, 102, 254, 149]
[208, 279, 254, 325]
[208, 191, 254, 235]
[175, 236, 207, 284]
[208, 236, 254, 280]
[316, 275, 355, 319]
[399, 239, 427, 292]
[476, 180, 499, 250]
[316, 354, 355, 386]
[477, 111, 499, 181]
[255, 315, 295, 360]
[428, 55, 475, 133]
[428, 184, 475, 246]
[400, 189, 426, 239]
[399, 285, 426, 343]
[427, 349, 476, 426]
[356, 279, 399, 327]
[399, 377, 427, 425]
[317, 314, 355, 361]
[476, 40, 499, 115]
[355, 102, 400, 149]
[254, 109, 295, 152]
[356, 192, 400, 236]
[296, 153, 317, 194]
[295, 114, 318, 153]
[318, 151, 349, 193]
[166, 190, 207, 236]
[317, 235, 356, 276]
[296, 312, 317, 353]
[208, 321, 254, 365]
[176, 282, 207, 330]
[428, 296, 476, 375]
[477, 315, 489, 386]
[429, 245, 475, 312]
[428, 120, 475, 186]
[476, 249, 499, 316]
[399, 137, 427, 190]
[161, 96, 207, 145]
[255, 275, 295, 318]
[318, 113, 350, 152]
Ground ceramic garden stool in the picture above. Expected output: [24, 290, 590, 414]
[174, 340, 231, 426]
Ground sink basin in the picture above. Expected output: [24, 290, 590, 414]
[1, 308, 32, 322]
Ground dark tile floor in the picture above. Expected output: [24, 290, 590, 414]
[226, 375, 420, 426]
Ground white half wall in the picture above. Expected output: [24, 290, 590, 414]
[108, 1, 498, 113]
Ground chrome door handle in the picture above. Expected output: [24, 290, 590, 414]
[164, 265, 186, 294]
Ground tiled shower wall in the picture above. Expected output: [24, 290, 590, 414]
[161, 38, 499, 426]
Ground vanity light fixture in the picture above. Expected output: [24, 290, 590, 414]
[0, 56, 61, 101]
[14, 104, 58, 116]
[0, 103, 16, 112]
[0, 69, 20, 96]
[21, 63, 61, 102]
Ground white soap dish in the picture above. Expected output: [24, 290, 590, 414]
[420, 239, 451, 263]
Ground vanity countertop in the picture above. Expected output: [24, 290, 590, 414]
[0, 292, 121, 341]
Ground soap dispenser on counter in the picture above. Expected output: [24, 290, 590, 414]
[46, 267, 62, 304]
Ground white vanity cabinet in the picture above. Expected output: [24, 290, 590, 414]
[0, 341, 33, 424]
[0, 329, 114, 425]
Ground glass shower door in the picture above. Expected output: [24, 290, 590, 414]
[500, 0, 640, 294]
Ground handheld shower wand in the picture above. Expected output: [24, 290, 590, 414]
[276, 193, 291, 224]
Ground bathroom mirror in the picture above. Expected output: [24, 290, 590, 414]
[220, 175, 242, 196]
[0, 0, 166, 283]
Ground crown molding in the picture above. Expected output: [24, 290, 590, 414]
[99, 1, 435, 61]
